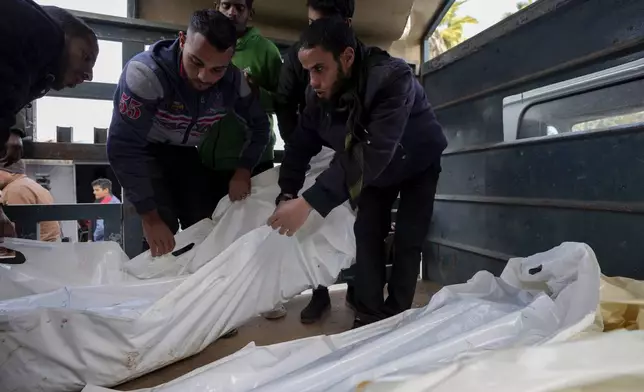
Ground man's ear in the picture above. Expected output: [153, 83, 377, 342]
[345, 18, 353, 27]
[249, 8, 255, 20]
[179, 31, 186, 48]
[342, 47, 355, 69]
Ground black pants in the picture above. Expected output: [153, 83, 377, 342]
[146, 144, 214, 235]
[352, 163, 440, 322]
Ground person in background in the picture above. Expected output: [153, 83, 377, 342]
[0, 161, 61, 242]
[200, 0, 281, 194]
[91, 178, 121, 242]
[275, 0, 356, 325]
[0, 1, 99, 237]
[202, 0, 287, 322]
[107, 10, 270, 258]
[268, 18, 447, 328]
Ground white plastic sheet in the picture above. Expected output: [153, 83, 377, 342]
[84, 242, 602, 392]
[0, 149, 356, 392]
[0, 239, 130, 300]
[359, 330, 644, 392]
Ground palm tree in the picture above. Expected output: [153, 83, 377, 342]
[503, 0, 536, 19]
[436, 0, 479, 50]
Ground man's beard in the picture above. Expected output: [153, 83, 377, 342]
[321, 65, 351, 103]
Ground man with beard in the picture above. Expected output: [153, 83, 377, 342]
[0, 1, 98, 237]
[201, 0, 286, 324]
[107, 10, 269, 259]
[275, 0, 356, 326]
[268, 18, 447, 328]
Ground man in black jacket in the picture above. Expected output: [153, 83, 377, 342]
[0, 0, 98, 236]
[268, 18, 447, 328]
[276, 0, 356, 325]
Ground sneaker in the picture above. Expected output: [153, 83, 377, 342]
[300, 286, 331, 324]
[220, 328, 238, 339]
[262, 304, 287, 320]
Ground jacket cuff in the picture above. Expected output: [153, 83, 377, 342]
[237, 157, 257, 172]
[134, 198, 157, 215]
[275, 192, 297, 206]
[302, 184, 340, 218]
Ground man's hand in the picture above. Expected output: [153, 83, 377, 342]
[141, 210, 175, 257]
[243, 71, 259, 96]
[0, 207, 16, 240]
[3, 131, 23, 168]
[266, 198, 313, 236]
[229, 168, 251, 201]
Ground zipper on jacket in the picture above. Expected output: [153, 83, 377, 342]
[182, 95, 204, 144]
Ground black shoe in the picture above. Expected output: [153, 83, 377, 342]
[220, 328, 238, 339]
[352, 312, 384, 329]
[345, 285, 356, 312]
[352, 316, 368, 329]
[300, 286, 331, 324]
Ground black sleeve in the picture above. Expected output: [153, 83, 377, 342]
[0, 0, 63, 141]
[275, 45, 307, 144]
[278, 104, 323, 196]
[302, 64, 415, 217]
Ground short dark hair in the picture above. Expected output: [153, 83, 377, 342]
[41, 6, 97, 42]
[188, 10, 237, 51]
[215, 0, 254, 9]
[92, 178, 112, 192]
[300, 17, 357, 58]
[306, 0, 355, 19]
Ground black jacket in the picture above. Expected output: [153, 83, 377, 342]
[274, 42, 308, 143]
[0, 0, 65, 139]
[278, 44, 448, 217]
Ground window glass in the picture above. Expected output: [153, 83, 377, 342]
[429, 0, 538, 58]
[35, 0, 127, 17]
[572, 111, 644, 132]
[518, 77, 644, 139]
[93, 40, 123, 84]
[35, 97, 114, 143]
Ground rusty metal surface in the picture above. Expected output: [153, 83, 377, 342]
[420, 0, 644, 283]
[422, 0, 573, 75]
[26, 142, 108, 163]
[4, 203, 122, 244]
[434, 195, 644, 214]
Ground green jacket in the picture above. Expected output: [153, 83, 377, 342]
[199, 27, 282, 171]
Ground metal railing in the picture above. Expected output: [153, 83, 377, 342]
[4, 203, 122, 243]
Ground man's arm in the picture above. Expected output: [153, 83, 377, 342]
[275, 45, 306, 143]
[0, 0, 64, 142]
[278, 105, 323, 197]
[94, 219, 104, 241]
[3, 185, 35, 205]
[302, 64, 415, 217]
[107, 60, 164, 215]
[232, 71, 271, 172]
[256, 42, 283, 113]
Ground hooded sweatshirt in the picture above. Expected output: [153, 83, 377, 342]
[198, 27, 282, 171]
[279, 44, 448, 217]
[0, 0, 65, 140]
[107, 39, 271, 214]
